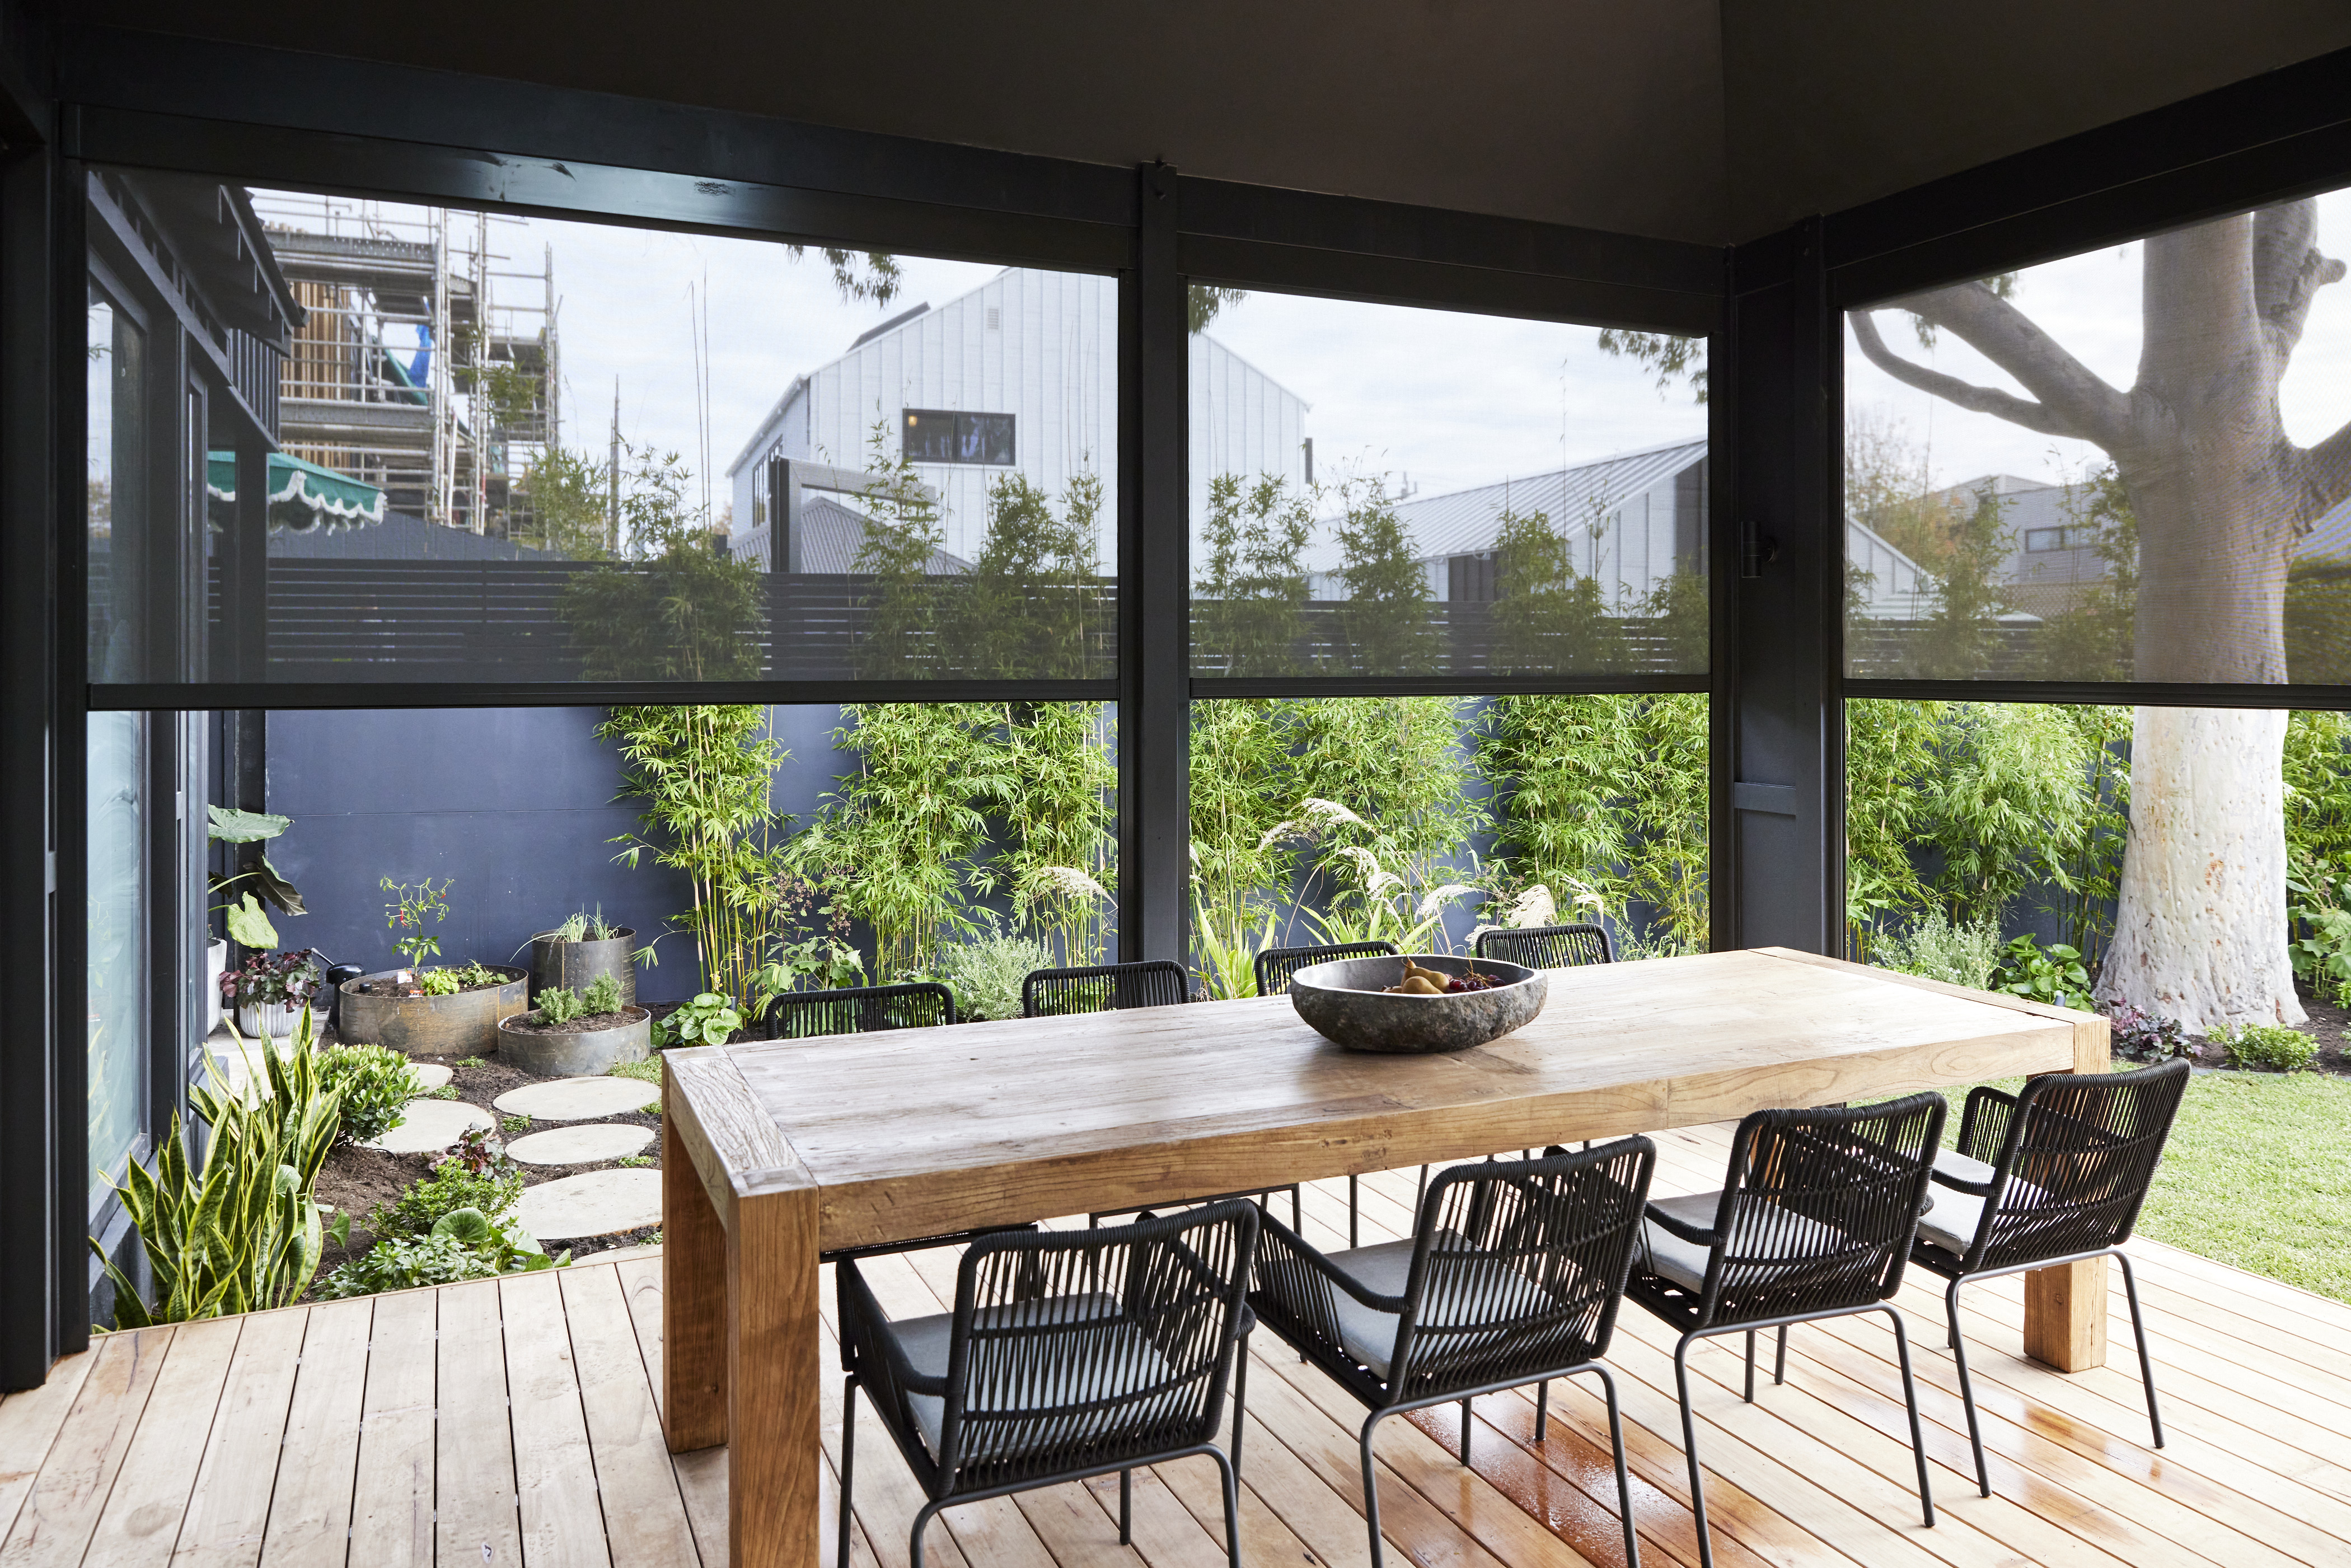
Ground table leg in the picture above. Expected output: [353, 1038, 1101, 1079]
[728, 1183, 823, 1568]
[663, 1108, 729, 1450]
[2022, 1011, 2112, 1372]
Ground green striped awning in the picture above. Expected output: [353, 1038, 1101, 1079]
[205, 451, 387, 530]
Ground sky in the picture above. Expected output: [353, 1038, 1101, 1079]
[255, 181, 2351, 527]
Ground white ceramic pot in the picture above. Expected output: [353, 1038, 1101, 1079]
[235, 999, 324, 1039]
[206, 939, 227, 1035]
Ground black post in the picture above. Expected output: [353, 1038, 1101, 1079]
[1121, 162, 1186, 965]
[1720, 218, 1842, 954]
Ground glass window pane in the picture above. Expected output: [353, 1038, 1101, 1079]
[1187, 694, 1708, 995]
[87, 168, 1114, 687]
[1845, 186, 2351, 684]
[1189, 292, 1708, 678]
[87, 287, 149, 684]
[87, 710, 148, 1210]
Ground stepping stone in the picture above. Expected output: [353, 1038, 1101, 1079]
[507, 1123, 653, 1167]
[494, 1076, 657, 1122]
[516, 1169, 662, 1241]
[360, 1097, 493, 1154]
[411, 1064, 453, 1090]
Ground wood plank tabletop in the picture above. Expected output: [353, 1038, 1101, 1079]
[711, 948, 2082, 1253]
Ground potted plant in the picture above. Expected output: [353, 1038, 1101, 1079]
[337, 878, 527, 1057]
[219, 949, 326, 1039]
[495, 974, 652, 1076]
[205, 806, 307, 1035]
[524, 907, 640, 1009]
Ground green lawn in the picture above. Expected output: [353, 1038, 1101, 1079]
[1920, 1070, 2351, 1304]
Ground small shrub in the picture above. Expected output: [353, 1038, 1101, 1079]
[940, 916, 1056, 1021]
[317, 1232, 491, 1298]
[2216, 1022, 2318, 1073]
[316, 1043, 422, 1145]
[2106, 1003, 2191, 1063]
[537, 986, 588, 1025]
[1871, 910, 2003, 991]
[371, 1158, 523, 1237]
[1991, 934, 2093, 1009]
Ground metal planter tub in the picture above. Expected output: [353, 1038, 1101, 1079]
[1287, 954, 1546, 1054]
[527, 928, 638, 1007]
[495, 1005, 653, 1077]
[337, 967, 528, 1057]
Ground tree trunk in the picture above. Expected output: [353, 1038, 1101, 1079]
[2097, 706, 2305, 1031]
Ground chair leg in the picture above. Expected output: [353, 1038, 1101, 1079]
[1120, 1469, 1132, 1544]
[1885, 1307, 1936, 1528]
[1360, 1412, 1389, 1568]
[1210, 1445, 1245, 1568]
[1460, 1397, 1474, 1464]
[1674, 1335, 1715, 1568]
[1592, 1367, 1640, 1568]
[1743, 1330, 1757, 1403]
[911, 1500, 943, 1568]
[1414, 1164, 1429, 1211]
[1773, 1324, 1788, 1387]
[2115, 1251, 2165, 1450]
[1534, 1379, 1549, 1443]
[1233, 1328, 1251, 1475]
[1945, 1277, 1990, 1497]
[839, 1379, 858, 1568]
[1348, 1174, 1359, 1248]
[1292, 1185, 1302, 1232]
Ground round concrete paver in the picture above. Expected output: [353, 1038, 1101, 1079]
[360, 1097, 493, 1154]
[493, 1076, 656, 1122]
[506, 1122, 653, 1167]
[411, 1064, 453, 1090]
[516, 1169, 662, 1240]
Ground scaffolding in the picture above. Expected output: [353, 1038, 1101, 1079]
[251, 192, 560, 536]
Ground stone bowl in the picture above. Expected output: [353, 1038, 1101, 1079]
[1286, 953, 1546, 1054]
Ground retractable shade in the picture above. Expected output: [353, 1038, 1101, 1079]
[205, 450, 387, 529]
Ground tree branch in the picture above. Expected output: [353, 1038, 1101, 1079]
[2255, 198, 2346, 361]
[2306, 416, 2351, 516]
[1884, 280, 2130, 449]
[1849, 308, 2097, 441]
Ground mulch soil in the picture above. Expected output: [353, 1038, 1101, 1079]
[310, 1027, 665, 1287]
[2122, 980, 2351, 1075]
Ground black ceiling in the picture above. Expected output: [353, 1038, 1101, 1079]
[57, 1, 2351, 244]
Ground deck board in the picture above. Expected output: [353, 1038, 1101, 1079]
[6, 1123, 2350, 1566]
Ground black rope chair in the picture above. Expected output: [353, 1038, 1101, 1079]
[1474, 921, 1614, 969]
[837, 1201, 1261, 1568]
[759, 981, 1025, 1265]
[1247, 1139, 1657, 1568]
[1909, 1058, 2192, 1498]
[1022, 959, 1303, 1230]
[762, 981, 957, 1040]
[1020, 958, 1190, 1017]
[1254, 941, 1399, 1245]
[1626, 1094, 1946, 1568]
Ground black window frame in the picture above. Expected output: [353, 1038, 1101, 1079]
[902, 408, 1016, 466]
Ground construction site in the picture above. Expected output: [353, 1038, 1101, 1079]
[251, 191, 561, 540]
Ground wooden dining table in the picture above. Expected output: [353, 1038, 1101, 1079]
[658, 946, 2110, 1568]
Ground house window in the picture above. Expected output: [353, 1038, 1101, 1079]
[2024, 525, 2090, 552]
[903, 409, 1015, 465]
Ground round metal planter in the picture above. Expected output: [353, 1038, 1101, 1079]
[495, 1005, 653, 1078]
[1286, 954, 1546, 1054]
[337, 967, 528, 1057]
[526, 928, 638, 1007]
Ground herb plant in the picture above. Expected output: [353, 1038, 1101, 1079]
[537, 985, 589, 1025]
[583, 973, 624, 1014]
[382, 877, 453, 967]
[939, 915, 1057, 1021]
[418, 969, 461, 998]
[1871, 910, 2005, 990]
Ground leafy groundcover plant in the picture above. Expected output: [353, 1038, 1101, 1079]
[319, 1132, 560, 1298]
[2214, 1022, 2319, 1073]
[316, 1043, 423, 1145]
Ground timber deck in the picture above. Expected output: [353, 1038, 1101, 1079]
[4, 1122, 2348, 1567]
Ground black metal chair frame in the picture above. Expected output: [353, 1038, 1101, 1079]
[1246, 1139, 1658, 1568]
[761, 980, 958, 1039]
[1473, 921, 1615, 968]
[1907, 1059, 2191, 1497]
[1624, 1095, 1947, 1568]
[1253, 940, 1401, 1246]
[836, 1202, 1259, 1568]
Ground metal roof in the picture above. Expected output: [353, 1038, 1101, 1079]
[1296, 436, 1705, 573]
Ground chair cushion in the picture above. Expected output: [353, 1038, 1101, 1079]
[1315, 1230, 1565, 1380]
[878, 1293, 1175, 1461]
[1917, 1149, 2050, 1258]
[1637, 1190, 1865, 1296]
